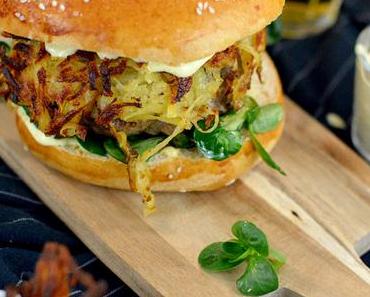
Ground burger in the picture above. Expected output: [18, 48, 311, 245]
[0, 0, 285, 213]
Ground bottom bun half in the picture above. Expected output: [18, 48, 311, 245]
[16, 53, 284, 192]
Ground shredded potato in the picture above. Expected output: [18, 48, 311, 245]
[0, 31, 265, 213]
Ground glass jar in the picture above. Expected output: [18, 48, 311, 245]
[281, 0, 343, 39]
[352, 26, 370, 163]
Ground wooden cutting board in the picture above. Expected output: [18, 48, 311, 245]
[0, 100, 369, 297]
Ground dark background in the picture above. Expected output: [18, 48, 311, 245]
[1, 1, 369, 296]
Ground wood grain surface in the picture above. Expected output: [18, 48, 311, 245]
[0, 100, 369, 297]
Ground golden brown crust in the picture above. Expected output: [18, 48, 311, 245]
[15, 53, 284, 192]
[0, 0, 284, 64]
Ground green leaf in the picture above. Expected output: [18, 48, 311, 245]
[221, 97, 258, 131]
[127, 134, 145, 142]
[22, 106, 31, 117]
[251, 104, 283, 134]
[236, 256, 279, 296]
[77, 135, 106, 156]
[244, 107, 260, 129]
[231, 221, 269, 257]
[0, 41, 10, 54]
[194, 96, 261, 161]
[171, 132, 194, 149]
[267, 19, 282, 46]
[252, 104, 283, 133]
[222, 241, 246, 258]
[198, 221, 285, 295]
[220, 110, 245, 131]
[228, 248, 255, 264]
[269, 249, 287, 271]
[198, 242, 245, 272]
[194, 127, 243, 161]
[249, 129, 286, 176]
[130, 136, 164, 155]
[104, 138, 126, 162]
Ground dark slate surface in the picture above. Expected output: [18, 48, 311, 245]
[0, 161, 133, 296]
[0, 1, 369, 295]
[268, 0, 370, 146]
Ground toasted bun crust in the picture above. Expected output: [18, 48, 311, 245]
[0, 0, 284, 64]
[15, 53, 284, 192]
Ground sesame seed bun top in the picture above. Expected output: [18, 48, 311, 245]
[0, 0, 285, 64]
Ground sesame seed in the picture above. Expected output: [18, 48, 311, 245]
[19, 0, 28, 4]
[51, 0, 58, 7]
[14, 11, 26, 22]
[39, 3, 46, 10]
[196, 1, 216, 16]
[167, 174, 174, 180]
[83, 0, 90, 3]
[59, 3, 66, 11]
[226, 179, 236, 186]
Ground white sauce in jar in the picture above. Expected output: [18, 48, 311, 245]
[352, 26, 370, 162]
